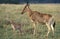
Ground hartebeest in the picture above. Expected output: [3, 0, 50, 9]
[21, 3, 55, 36]
[7, 19, 23, 34]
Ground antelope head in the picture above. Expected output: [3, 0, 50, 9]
[21, 2, 30, 14]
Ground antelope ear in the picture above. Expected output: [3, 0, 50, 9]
[26, 2, 30, 6]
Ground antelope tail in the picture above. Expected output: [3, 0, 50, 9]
[53, 21, 56, 29]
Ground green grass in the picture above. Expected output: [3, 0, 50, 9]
[0, 4, 60, 39]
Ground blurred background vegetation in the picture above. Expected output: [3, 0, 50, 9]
[0, 4, 60, 39]
[0, 0, 60, 4]
[0, 0, 60, 39]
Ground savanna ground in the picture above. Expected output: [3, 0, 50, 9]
[0, 4, 60, 39]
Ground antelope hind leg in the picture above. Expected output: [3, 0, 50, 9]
[51, 24, 54, 36]
[46, 23, 51, 36]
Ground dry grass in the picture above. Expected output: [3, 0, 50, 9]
[0, 4, 60, 39]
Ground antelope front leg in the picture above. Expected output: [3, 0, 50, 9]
[31, 21, 36, 35]
[31, 20, 36, 35]
[32, 22, 36, 35]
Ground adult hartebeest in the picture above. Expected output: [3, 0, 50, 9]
[21, 3, 55, 36]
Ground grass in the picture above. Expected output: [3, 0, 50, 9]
[0, 4, 60, 39]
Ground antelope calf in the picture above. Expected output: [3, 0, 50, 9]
[21, 2, 56, 36]
[9, 20, 23, 33]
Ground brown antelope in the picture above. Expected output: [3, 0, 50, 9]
[21, 3, 55, 36]
[7, 19, 23, 34]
